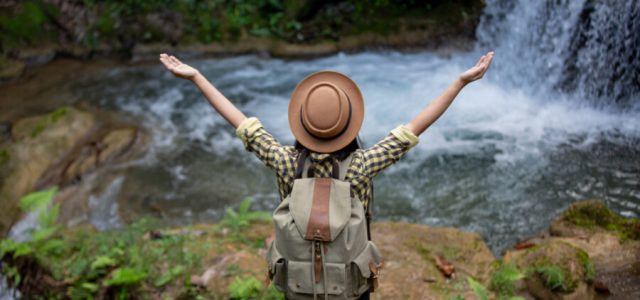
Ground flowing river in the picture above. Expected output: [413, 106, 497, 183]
[4, 0, 640, 264]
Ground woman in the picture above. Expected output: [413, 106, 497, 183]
[159, 51, 494, 299]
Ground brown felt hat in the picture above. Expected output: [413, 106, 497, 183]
[288, 71, 364, 153]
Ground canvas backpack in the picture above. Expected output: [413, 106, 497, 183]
[266, 150, 383, 300]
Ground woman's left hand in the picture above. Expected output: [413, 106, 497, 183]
[459, 51, 494, 84]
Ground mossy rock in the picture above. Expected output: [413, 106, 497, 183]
[509, 240, 595, 299]
[0, 107, 96, 236]
[551, 200, 640, 241]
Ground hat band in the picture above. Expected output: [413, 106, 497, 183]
[300, 96, 352, 141]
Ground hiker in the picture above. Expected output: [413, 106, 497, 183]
[160, 51, 494, 299]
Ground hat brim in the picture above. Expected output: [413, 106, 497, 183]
[288, 71, 364, 153]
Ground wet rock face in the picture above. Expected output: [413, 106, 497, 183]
[0, 106, 146, 237]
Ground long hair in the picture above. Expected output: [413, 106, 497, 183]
[294, 136, 362, 161]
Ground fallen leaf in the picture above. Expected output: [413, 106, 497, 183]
[435, 255, 455, 277]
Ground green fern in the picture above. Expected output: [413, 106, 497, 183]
[467, 277, 489, 300]
[489, 262, 525, 297]
[219, 198, 271, 242]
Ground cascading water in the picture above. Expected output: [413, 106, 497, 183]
[476, 0, 640, 106]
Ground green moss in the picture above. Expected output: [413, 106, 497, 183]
[29, 107, 68, 138]
[0, 148, 9, 167]
[563, 200, 640, 240]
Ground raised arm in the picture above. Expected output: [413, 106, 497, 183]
[159, 53, 247, 128]
[405, 51, 494, 136]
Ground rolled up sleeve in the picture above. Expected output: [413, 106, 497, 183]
[234, 117, 297, 178]
[362, 125, 419, 177]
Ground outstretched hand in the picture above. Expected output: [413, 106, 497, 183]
[459, 51, 494, 84]
[159, 53, 199, 80]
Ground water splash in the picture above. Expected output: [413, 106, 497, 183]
[477, 0, 640, 106]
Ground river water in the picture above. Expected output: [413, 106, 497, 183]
[4, 0, 640, 263]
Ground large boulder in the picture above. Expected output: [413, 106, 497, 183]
[0, 106, 146, 237]
[504, 200, 640, 300]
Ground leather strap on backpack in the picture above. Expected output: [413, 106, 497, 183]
[295, 150, 373, 241]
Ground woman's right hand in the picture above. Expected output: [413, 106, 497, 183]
[159, 53, 199, 80]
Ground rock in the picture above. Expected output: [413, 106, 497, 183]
[0, 106, 147, 237]
[505, 200, 640, 300]
[0, 107, 96, 236]
[505, 240, 595, 300]
[0, 57, 25, 81]
[16, 46, 57, 66]
[550, 200, 640, 240]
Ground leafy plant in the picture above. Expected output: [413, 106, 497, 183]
[104, 267, 148, 286]
[219, 198, 271, 242]
[154, 264, 186, 287]
[529, 264, 567, 291]
[228, 276, 283, 300]
[467, 277, 489, 300]
[489, 262, 525, 297]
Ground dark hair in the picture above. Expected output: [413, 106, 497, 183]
[294, 136, 362, 161]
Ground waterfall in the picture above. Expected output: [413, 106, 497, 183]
[476, 0, 640, 107]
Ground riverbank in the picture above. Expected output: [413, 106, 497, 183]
[0, 0, 483, 82]
[1, 194, 638, 299]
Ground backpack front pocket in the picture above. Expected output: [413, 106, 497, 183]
[286, 260, 346, 295]
[266, 242, 287, 291]
[350, 241, 382, 295]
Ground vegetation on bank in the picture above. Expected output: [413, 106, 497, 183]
[0, 188, 278, 299]
[2, 187, 636, 299]
[0, 0, 483, 56]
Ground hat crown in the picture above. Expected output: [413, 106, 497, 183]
[288, 70, 364, 153]
[301, 82, 350, 139]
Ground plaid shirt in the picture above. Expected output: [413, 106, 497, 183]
[236, 117, 419, 210]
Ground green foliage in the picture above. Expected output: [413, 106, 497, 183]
[228, 276, 283, 300]
[154, 264, 185, 287]
[0, 188, 207, 298]
[489, 262, 524, 297]
[219, 198, 271, 242]
[0, 0, 57, 49]
[18, 186, 58, 212]
[576, 249, 596, 283]
[528, 264, 571, 292]
[90, 255, 117, 270]
[467, 277, 489, 300]
[104, 267, 148, 286]
[2, 0, 482, 53]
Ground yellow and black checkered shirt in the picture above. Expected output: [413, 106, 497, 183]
[236, 117, 419, 210]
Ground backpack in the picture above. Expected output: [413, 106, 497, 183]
[266, 150, 383, 300]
